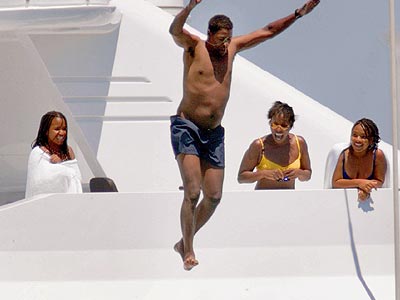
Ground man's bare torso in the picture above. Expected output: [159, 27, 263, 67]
[177, 40, 235, 129]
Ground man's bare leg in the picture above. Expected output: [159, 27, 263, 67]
[180, 194, 200, 270]
[174, 161, 224, 270]
[175, 154, 202, 270]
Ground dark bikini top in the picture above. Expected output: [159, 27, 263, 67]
[342, 149, 376, 180]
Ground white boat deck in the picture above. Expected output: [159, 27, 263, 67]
[0, 263, 393, 300]
[0, 189, 395, 299]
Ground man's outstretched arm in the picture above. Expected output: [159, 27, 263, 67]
[169, 0, 201, 48]
[234, 0, 320, 52]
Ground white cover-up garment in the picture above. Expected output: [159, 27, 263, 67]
[25, 146, 82, 198]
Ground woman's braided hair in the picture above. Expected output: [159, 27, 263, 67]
[352, 118, 381, 151]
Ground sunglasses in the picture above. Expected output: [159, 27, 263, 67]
[207, 36, 232, 47]
[270, 122, 291, 130]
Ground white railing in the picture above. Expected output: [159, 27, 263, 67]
[0, 0, 110, 8]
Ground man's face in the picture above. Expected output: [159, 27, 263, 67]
[207, 28, 232, 56]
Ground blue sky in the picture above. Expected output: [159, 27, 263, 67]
[183, 0, 399, 144]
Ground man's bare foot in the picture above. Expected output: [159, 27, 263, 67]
[183, 254, 199, 271]
[174, 240, 199, 270]
[173, 240, 184, 260]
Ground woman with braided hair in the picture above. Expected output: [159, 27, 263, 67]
[332, 118, 386, 201]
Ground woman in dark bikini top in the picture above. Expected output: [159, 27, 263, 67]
[332, 118, 386, 201]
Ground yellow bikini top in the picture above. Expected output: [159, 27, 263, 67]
[256, 135, 301, 171]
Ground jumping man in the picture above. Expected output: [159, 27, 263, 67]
[169, 0, 320, 271]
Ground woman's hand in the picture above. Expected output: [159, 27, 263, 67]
[358, 189, 370, 201]
[283, 169, 298, 181]
[357, 179, 380, 201]
[358, 180, 379, 194]
[50, 154, 62, 164]
[263, 169, 286, 181]
[41, 146, 62, 163]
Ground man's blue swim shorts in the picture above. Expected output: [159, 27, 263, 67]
[170, 115, 225, 168]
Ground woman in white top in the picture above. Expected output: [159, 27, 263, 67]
[25, 111, 82, 198]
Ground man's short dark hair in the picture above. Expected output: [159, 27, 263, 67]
[208, 15, 233, 35]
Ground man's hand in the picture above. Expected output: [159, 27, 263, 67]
[297, 0, 320, 17]
[188, 0, 201, 9]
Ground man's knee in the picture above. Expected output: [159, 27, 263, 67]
[206, 192, 222, 207]
[184, 188, 201, 207]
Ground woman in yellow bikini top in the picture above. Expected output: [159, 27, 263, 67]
[256, 135, 301, 171]
[237, 101, 312, 189]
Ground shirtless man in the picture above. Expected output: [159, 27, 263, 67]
[169, 0, 320, 271]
